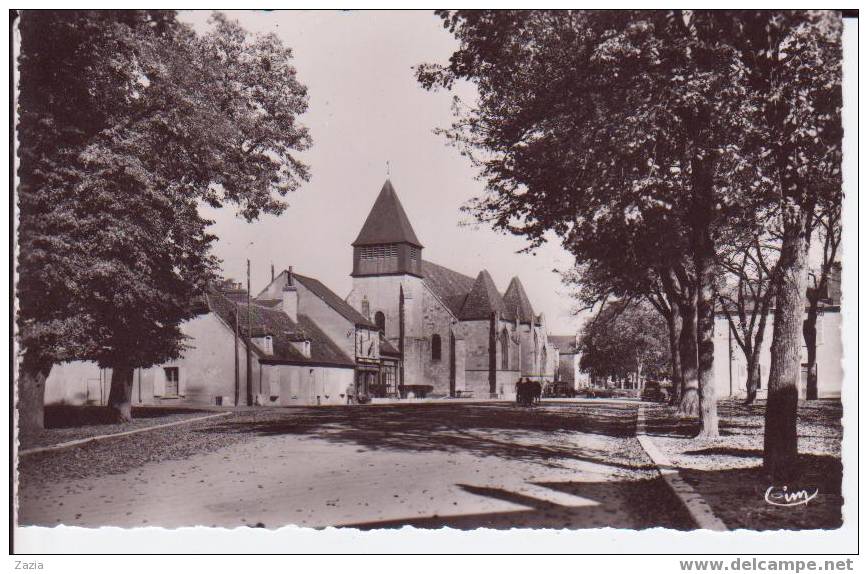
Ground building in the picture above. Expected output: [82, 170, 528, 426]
[43, 270, 400, 407]
[549, 334, 589, 390]
[712, 264, 843, 400]
[344, 179, 558, 399]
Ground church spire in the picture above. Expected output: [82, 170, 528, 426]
[351, 179, 424, 278]
[352, 179, 423, 248]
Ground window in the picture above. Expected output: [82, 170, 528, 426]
[164, 367, 179, 397]
[409, 247, 419, 262]
[431, 334, 442, 361]
[375, 311, 386, 333]
[361, 297, 370, 319]
[360, 244, 398, 260]
[501, 329, 509, 370]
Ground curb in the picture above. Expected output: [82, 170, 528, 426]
[636, 405, 729, 532]
[19, 411, 233, 457]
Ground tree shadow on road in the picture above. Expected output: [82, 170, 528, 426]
[202, 402, 651, 471]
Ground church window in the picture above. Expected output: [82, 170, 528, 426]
[432, 334, 442, 361]
[501, 329, 509, 370]
[374, 311, 386, 333]
[410, 247, 419, 262]
[361, 297, 370, 319]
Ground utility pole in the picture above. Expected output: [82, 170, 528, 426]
[246, 259, 253, 406]
[234, 304, 240, 406]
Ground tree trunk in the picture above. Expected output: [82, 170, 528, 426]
[667, 305, 683, 405]
[803, 301, 819, 400]
[764, 216, 809, 481]
[695, 244, 719, 438]
[18, 354, 51, 433]
[107, 366, 135, 423]
[745, 355, 760, 405]
[678, 299, 700, 417]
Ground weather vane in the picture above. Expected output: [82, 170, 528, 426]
[386, 160, 390, 178]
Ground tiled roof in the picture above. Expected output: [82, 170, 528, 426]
[207, 289, 355, 368]
[459, 270, 506, 321]
[420, 260, 476, 316]
[293, 273, 378, 329]
[549, 335, 579, 353]
[503, 277, 536, 324]
[352, 179, 423, 248]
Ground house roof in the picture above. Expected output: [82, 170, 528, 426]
[207, 289, 355, 368]
[420, 260, 476, 316]
[379, 337, 401, 357]
[292, 273, 378, 329]
[352, 179, 423, 248]
[549, 335, 579, 354]
[459, 270, 506, 321]
[503, 277, 536, 324]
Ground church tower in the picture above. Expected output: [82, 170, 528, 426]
[347, 180, 426, 392]
[351, 179, 423, 278]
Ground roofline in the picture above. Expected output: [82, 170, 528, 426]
[258, 358, 356, 369]
[351, 271, 425, 279]
[351, 239, 423, 249]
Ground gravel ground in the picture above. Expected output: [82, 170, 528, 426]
[17, 405, 221, 450]
[18, 401, 695, 530]
[644, 399, 843, 530]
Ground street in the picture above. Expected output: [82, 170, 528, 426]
[18, 401, 693, 530]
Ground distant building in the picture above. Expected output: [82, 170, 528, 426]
[713, 263, 842, 400]
[345, 179, 558, 399]
[549, 334, 589, 390]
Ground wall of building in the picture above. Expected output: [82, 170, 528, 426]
[258, 364, 355, 406]
[45, 313, 263, 408]
[713, 310, 843, 400]
[295, 282, 356, 359]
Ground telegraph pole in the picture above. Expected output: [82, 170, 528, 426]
[246, 259, 253, 406]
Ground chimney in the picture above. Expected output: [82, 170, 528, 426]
[282, 266, 298, 322]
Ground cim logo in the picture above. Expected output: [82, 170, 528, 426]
[764, 485, 819, 507]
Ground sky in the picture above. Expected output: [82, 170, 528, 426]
[180, 10, 587, 335]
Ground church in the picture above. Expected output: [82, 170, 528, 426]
[343, 179, 558, 399]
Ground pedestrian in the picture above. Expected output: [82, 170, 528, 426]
[346, 382, 355, 405]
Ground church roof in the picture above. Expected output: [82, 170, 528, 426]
[352, 179, 423, 248]
[503, 277, 536, 324]
[420, 260, 476, 316]
[459, 270, 506, 321]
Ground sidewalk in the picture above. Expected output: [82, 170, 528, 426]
[641, 399, 843, 530]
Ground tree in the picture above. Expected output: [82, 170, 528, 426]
[17, 11, 312, 424]
[417, 10, 772, 437]
[718, 11, 842, 479]
[579, 301, 670, 385]
[717, 231, 779, 404]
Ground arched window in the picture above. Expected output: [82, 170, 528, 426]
[361, 297, 370, 320]
[431, 334, 442, 361]
[501, 329, 509, 370]
[374, 311, 386, 333]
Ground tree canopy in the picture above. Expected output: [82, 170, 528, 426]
[17, 10, 312, 422]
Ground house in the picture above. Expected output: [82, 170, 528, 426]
[344, 179, 558, 399]
[43, 270, 400, 407]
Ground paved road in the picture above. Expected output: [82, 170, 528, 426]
[17, 401, 693, 529]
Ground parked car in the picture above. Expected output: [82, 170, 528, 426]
[641, 380, 670, 403]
